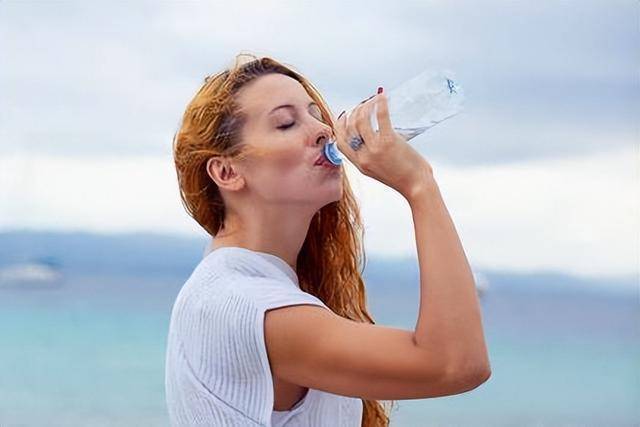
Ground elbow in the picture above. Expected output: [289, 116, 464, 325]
[448, 348, 492, 383]
[446, 360, 492, 392]
[461, 364, 492, 390]
[472, 365, 492, 384]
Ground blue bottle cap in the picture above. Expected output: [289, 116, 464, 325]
[323, 141, 343, 166]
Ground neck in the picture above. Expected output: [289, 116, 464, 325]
[208, 206, 317, 273]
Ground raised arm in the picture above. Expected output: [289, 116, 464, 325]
[265, 92, 490, 400]
[264, 172, 490, 401]
[406, 174, 491, 383]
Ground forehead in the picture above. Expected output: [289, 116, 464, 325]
[237, 73, 312, 116]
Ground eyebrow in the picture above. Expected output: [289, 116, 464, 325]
[268, 101, 318, 116]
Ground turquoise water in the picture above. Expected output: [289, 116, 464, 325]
[0, 272, 638, 426]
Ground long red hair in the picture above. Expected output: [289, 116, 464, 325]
[172, 52, 396, 426]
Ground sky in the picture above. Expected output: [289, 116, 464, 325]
[0, 0, 638, 282]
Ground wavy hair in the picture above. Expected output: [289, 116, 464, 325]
[172, 52, 396, 426]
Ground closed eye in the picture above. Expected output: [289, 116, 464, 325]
[277, 122, 295, 130]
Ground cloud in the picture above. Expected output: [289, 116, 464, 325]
[1, 1, 637, 283]
[348, 142, 639, 280]
[1, 0, 637, 163]
[1, 144, 637, 279]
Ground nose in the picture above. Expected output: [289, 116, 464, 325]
[312, 124, 333, 148]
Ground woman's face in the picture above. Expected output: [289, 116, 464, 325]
[234, 73, 343, 209]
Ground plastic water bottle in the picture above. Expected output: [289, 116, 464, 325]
[323, 69, 465, 166]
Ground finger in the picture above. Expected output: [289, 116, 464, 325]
[334, 111, 359, 163]
[345, 105, 366, 158]
[355, 98, 376, 147]
[345, 106, 364, 150]
[333, 110, 347, 145]
[375, 93, 393, 135]
[359, 93, 376, 105]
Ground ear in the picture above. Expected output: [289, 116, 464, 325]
[206, 156, 246, 191]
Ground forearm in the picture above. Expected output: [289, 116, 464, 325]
[408, 175, 490, 376]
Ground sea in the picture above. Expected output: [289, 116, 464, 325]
[0, 268, 637, 427]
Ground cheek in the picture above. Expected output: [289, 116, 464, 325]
[261, 141, 308, 174]
[252, 140, 303, 167]
[248, 156, 316, 198]
[275, 144, 306, 169]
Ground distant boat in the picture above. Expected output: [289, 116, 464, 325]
[0, 256, 64, 288]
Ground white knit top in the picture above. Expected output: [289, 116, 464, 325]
[165, 246, 363, 426]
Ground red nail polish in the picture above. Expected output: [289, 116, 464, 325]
[377, 86, 384, 94]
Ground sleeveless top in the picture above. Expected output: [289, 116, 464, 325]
[165, 246, 363, 426]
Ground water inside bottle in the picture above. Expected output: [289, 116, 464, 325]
[374, 70, 465, 141]
[324, 68, 465, 165]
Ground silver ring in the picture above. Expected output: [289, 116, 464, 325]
[349, 135, 365, 151]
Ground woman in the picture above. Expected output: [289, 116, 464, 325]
[165, 53, 491, 427]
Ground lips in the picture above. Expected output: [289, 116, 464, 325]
[314, 153, 330, 166]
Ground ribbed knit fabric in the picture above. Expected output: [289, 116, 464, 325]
[165, 246, 363, 426]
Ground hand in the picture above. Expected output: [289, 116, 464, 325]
[334, 92, 434, 200]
